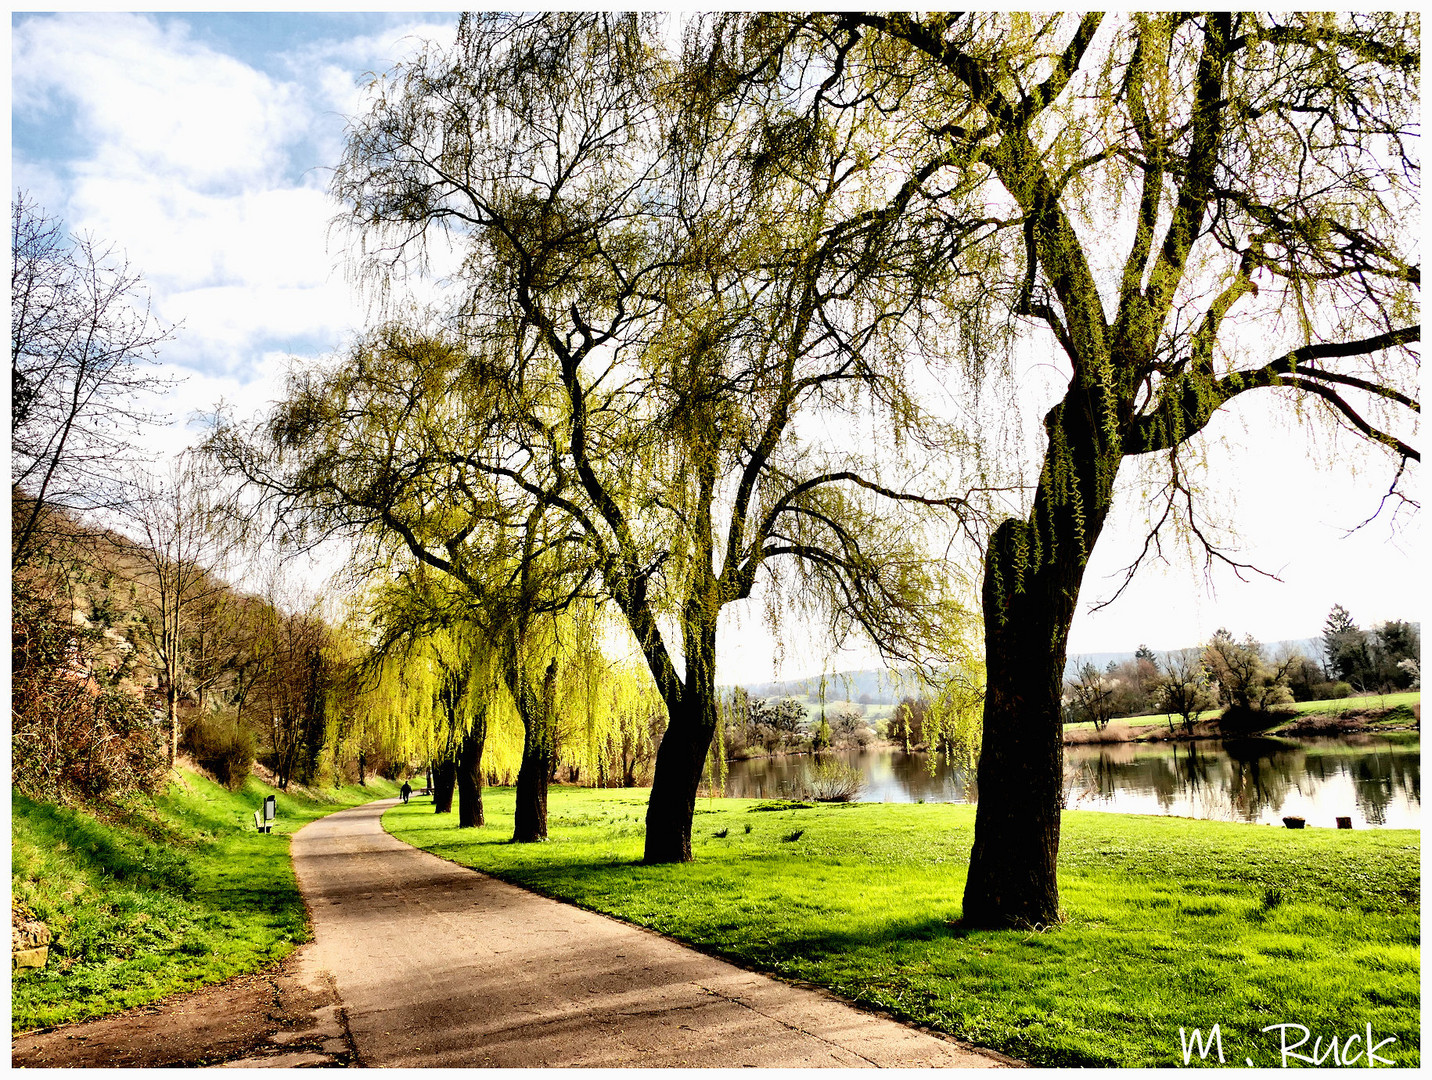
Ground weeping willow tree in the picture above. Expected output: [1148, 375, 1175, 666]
[328, 12, 988, 864]
[730, 12, 1420, 926]
[207, 323, 619, 842]
[355, 579, 517, 826]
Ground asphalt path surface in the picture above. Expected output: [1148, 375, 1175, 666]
[292, 799, 1013, 1068]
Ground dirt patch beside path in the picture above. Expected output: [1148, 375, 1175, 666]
[10, 945, 352, 1069]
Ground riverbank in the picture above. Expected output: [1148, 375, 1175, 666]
[384, 788, 1419, 1068]
[1064, 698, 1419, 746]
[11, 767, 397, 1033]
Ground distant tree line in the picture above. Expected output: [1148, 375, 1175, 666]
[719, 688, 876, 761]
[1061, 607, 1419, 734]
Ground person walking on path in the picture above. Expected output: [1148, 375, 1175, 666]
[400, 781, 411, 804]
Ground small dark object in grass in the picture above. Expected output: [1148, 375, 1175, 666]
[782, 829, 805, 842]
[1336, 816, 1352, 829]
[1261, 885, 1285, 911]
[1282, 816, 1305, 829]
[744, 823, 752, 834]
[714, 828, 728, 838]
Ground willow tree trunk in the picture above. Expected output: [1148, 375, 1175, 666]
[456, 723, 487, 829]
[961, 398, 1117, 929]
[512, 735, 550, 842]
[643, 620, 718, 864]
[432, 759, 456, 814]
[512, 661, 557, 843]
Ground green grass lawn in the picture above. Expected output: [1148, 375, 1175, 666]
[385, 788, 1419, 1067]
[11, 768, 397, 1033]
[1280, 690, 1421, 716]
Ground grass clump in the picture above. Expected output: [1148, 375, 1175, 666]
[385, 788, 1419, 1068]
[11, 768, 396, 1033]
[804, 759, 863, 802]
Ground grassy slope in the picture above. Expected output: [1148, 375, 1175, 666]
[385, 789, 1419, 1067]
[11, 769, 397, 1032]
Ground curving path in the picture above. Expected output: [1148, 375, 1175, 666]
[291, 799, 1014, 1068]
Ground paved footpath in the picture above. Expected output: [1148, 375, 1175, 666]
[290, 799, 1015, 1068]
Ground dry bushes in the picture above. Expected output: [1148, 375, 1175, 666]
[11, 575, 166, 803]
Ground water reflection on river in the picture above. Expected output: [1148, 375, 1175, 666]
[719, 734, 1420, 829]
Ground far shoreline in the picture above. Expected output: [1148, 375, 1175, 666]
[1062, 703, 1419, 746]
[713, 700, 1420, 764]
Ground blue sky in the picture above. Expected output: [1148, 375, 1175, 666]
[9, 11, 1422, 677]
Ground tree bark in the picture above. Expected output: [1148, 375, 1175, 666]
[643, 619, 718, 864]
[512, 660, 557, 842]
[432, 758, 456, 813]
[962, 399, 1116, 929]
[167, 685, 179, 766]
[642, 695, 717, 862]
[456, 722, 487, 829]
[961, 524, 1069, 928]
[512, 737, 549, 842]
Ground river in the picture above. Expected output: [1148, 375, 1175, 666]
[718, 734, 1420, 829]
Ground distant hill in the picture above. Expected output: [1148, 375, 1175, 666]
[13, 501, 262, 711]
[729, 667, 922, 706]
[1067, 638, 1325, 676]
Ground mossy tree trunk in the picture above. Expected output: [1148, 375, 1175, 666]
[455, 719, 486, 828]
[511, 659, 557, 843]
[963, 391, 1119, 927]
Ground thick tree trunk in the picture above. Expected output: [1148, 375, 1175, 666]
[962, 398, 1116, 929]
[961, 522, 1072, 928]
[512, 661, 557, 843]
[512, 734, 550, 841]
[644, 619, 718, 864]
[432, 758, 456, 814]
[456, 722, 487, 829]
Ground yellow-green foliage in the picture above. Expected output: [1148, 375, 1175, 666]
[343, 586, 666, 785]
[348, 627, 523, 781]
[538, 607, 666, 783]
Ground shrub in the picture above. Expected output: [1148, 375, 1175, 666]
[803, 759, 863, 802]
[11, 576, 167, 804]
[183, 715, 256, 791]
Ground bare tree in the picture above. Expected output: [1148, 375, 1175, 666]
[1156, 649, 1213, 734]
[125, 454, 229, 764]
[244, 593, 333, 792]
[1065, 663, 1116, 732]
[10, 193, 177, 568]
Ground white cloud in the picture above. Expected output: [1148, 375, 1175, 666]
[10, 13, 423, 386]
[13, 14, 303, 193]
